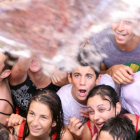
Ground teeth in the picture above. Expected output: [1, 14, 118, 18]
[79, 90, 86, 93]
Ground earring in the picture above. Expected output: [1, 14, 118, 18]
[52, 123, 56, 127]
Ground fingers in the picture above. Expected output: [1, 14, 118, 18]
[7, 113, 26, 126]
[80, 110, 89, 118]
[92, 133, 97, 140]
[111, 65, 134, 84]
[68, 117, 84, 139]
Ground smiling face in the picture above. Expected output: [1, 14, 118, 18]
[27, 101, 55, 138]
[112, 19, 139, 47]
[87, 95, 119, 131]
[68, 66, 99, 105]
[29, 60, 42, 73]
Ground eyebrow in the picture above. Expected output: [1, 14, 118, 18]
[87, 104, 104, 109]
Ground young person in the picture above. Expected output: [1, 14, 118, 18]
[1, 90, 74, 140]
[0, 51, 17, 125]
[91, 17, 140, 85]
[91, 15, 140, 115]
[73, 85, 140, 140]
[95, 115, 136, 140]
[9, 56, 68, 117]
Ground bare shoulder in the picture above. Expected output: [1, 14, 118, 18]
[125, 113, 140, 130]
[61, 126, 74, 140]
[81, 121, 91, 140]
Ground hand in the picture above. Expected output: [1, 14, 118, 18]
[107, 64, 134, 85]
[51, 69, 69, 86]
[80, 110, 89, 118]
[6, 113, 26, 126]
[67, 117, 84, 140]
[92, 133, 97, 140]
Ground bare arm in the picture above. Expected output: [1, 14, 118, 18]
[9, 56, 32, 86]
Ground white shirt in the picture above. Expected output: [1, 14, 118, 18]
[57, 84, 87, 126]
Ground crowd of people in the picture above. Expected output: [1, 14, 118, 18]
[0, 2, 140, 140]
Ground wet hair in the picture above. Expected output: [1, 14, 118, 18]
[87, 85, 119, 109]
[0, 123, 15, 140]
[137, 130, 140, 140]
[23, 90, 64, 140]
[2, 52, 18, 72]
[99, 115, 136, 140]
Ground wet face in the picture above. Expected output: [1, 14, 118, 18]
[29, 60, 42, 73]
[27, 101, 54, 138]
[112, 19, 139, 46]
[68, 66, 98, 105]
[98, 131, 116, 140]
[87, 95, 116, 131]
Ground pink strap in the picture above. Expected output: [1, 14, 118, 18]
[136, 114, 139, 132]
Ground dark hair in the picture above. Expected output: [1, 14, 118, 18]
[99, 115, 136, 140]
[0, 123, 15, 140]
[87, 85, 119, 108]
[23, 90, 64, 140]
[2, 52, 18, 71]
[76, 47, 100, 79]
[137, 130, 140, 140]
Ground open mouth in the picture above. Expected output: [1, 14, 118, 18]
[96, 122, 104, 128]
[116, 33, 127, 40]
[30, 126, 41, 132]
[78, 89, 87, 97]
[31, 60, 38, 66]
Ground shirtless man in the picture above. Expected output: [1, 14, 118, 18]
[0, 52, 15, 125]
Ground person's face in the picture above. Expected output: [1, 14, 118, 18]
[29, 60, 42, 73]
[98, 131, 117, 140]
[68, 66, 98, 105]
[112, 19, 139, 46]
[87, 95, 116, 131]
[0, 52, 6, 74]
[27, 101, 55, 138]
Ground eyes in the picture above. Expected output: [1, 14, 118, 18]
[74, 74, 93, 79]
[28, 111, 48, 120]
[124, 21, 132, 25]
[88, 108, 106, 115]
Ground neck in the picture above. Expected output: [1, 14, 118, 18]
[28, 69, 51, 88]
[27, 133, 50, 140]
[115, 36, 140, 51]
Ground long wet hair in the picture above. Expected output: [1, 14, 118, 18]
[23, 90, 64, 140]
[87, 85, 126, 114]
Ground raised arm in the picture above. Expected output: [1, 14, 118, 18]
[9, 56, 32, 86]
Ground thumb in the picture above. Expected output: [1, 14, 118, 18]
[92, 133, 97, 140]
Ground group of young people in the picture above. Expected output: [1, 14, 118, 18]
[0, 8, 140, 140]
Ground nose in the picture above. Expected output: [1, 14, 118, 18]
[117, 21, 125, 32]
[80, 76, 86, 85]
[31, 116, 39, 126]
[94, 112, 100, 121]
